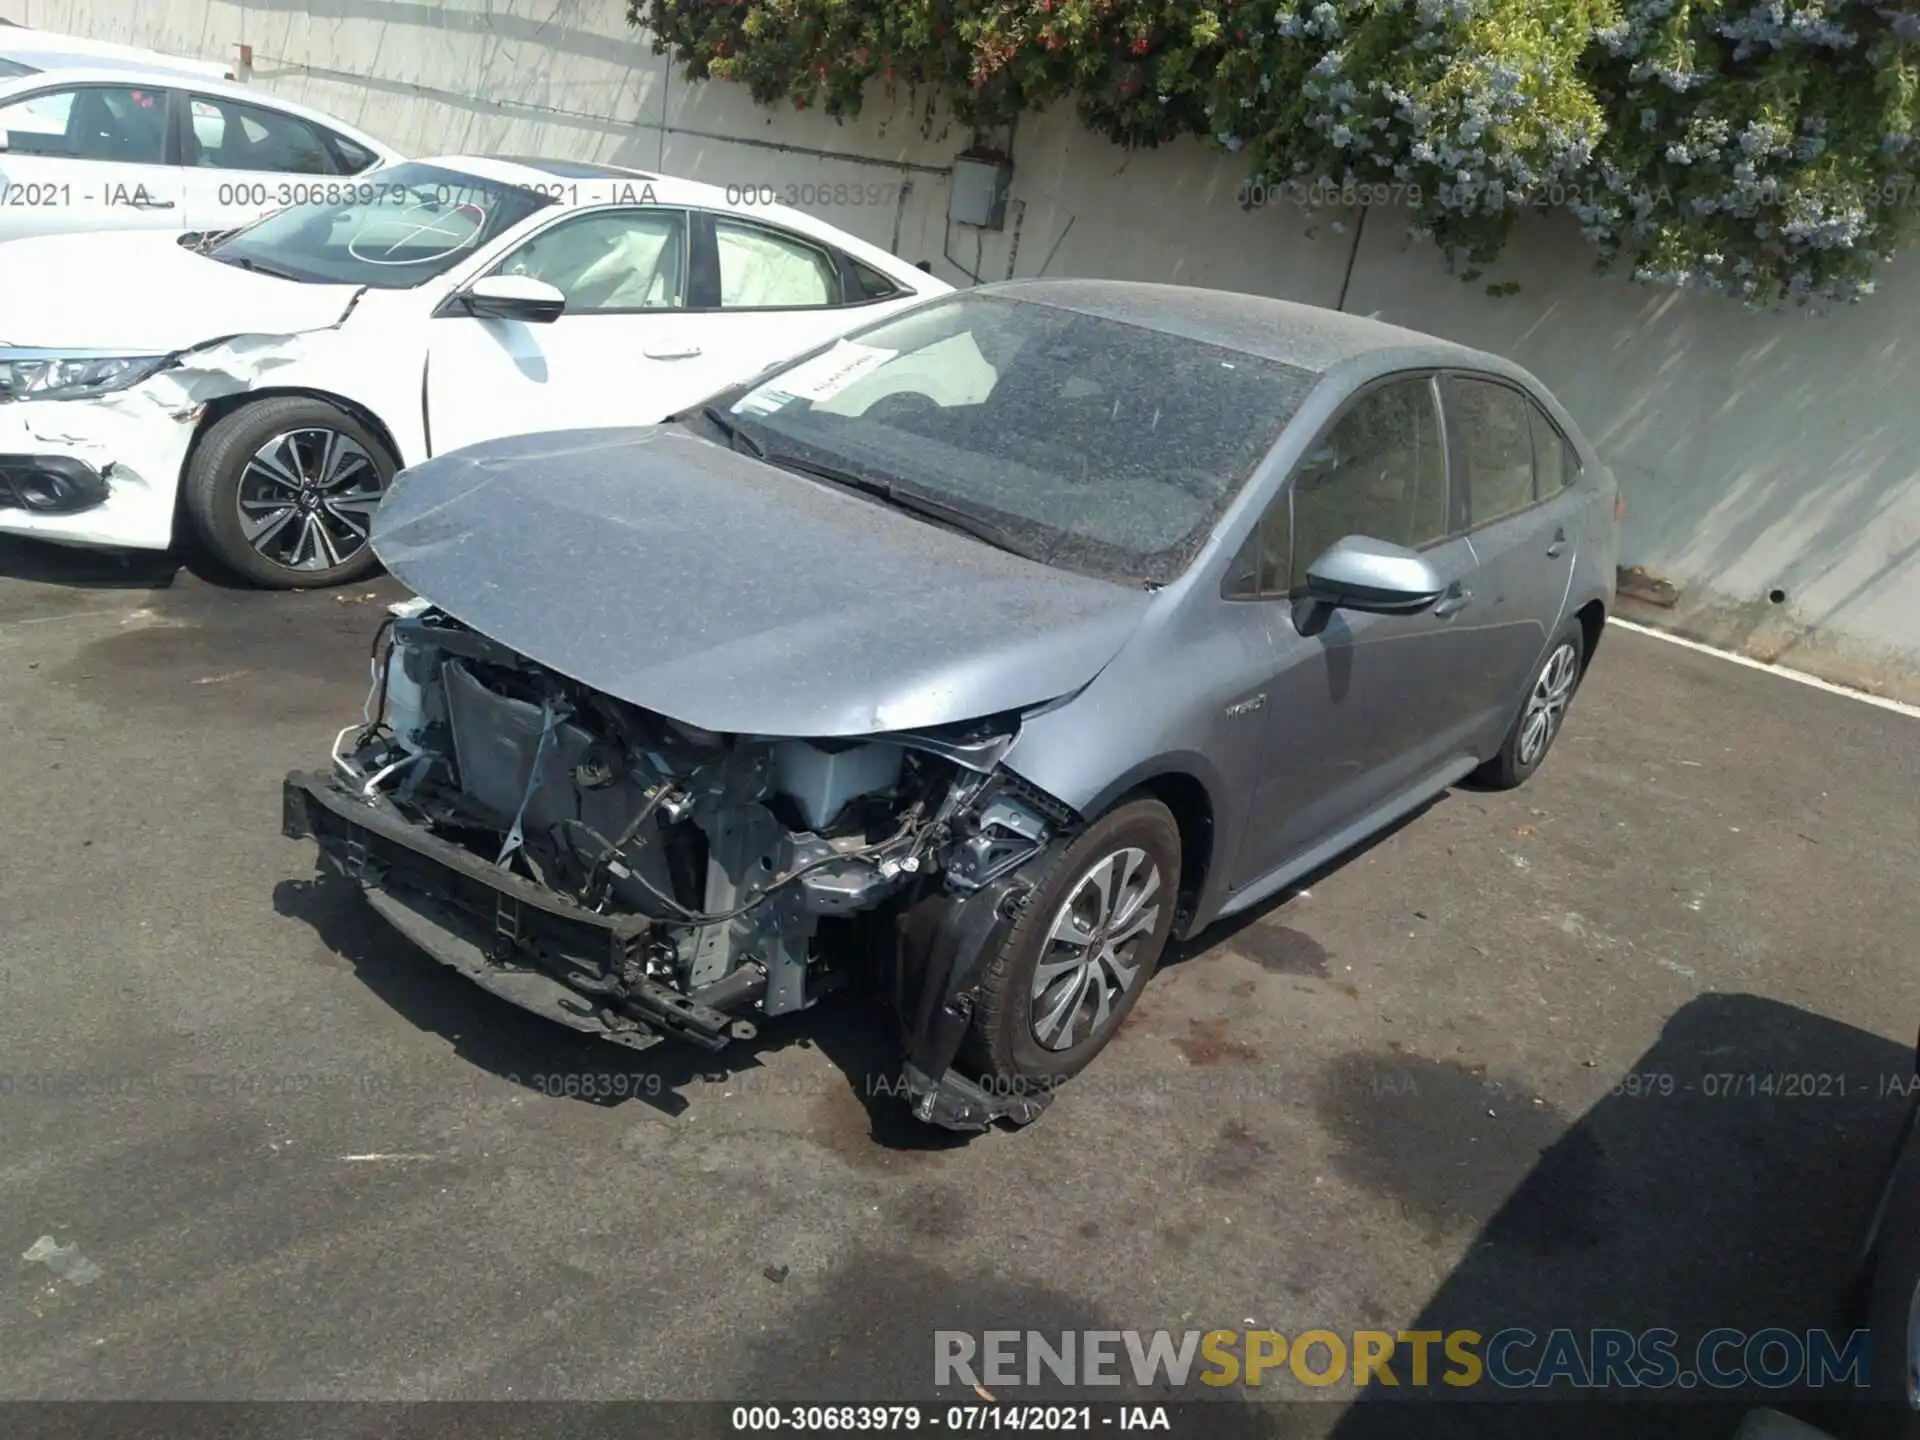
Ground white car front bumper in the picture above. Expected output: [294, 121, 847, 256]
[0, 393, 197, 551]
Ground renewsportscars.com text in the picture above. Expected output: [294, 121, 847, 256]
[935, 1327, 1872, 1393]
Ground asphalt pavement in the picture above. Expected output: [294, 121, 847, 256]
[1, 538, 1916, 1440]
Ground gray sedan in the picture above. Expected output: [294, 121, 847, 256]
[283, 278, 1619, 1130]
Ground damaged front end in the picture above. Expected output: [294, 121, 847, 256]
[283, 601, 1079, 1130]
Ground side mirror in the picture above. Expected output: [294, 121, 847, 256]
[459, 274, 565, 324]
[1303, 535, 1447, 615]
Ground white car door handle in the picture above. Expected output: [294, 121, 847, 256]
[129, 197, 176, 210]
[644, 343, 703, 360]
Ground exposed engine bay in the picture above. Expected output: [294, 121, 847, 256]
[282, 600, 1079, 1129]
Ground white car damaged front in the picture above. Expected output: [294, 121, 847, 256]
[0, 156, 948, 586]
[0, 221, 420, 576]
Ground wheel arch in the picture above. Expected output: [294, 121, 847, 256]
[1078, 760, 1221, 937]
[179, 385, 406, 497]
[1573, 596, 1606, 677]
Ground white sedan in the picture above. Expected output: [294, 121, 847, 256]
[0, 65, 402, 243]
[0, 155, 950, 585]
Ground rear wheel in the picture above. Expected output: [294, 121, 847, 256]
[965, 797, 1181, 1089]
[1473, 619, 1585, 790]
[184, 396, 396, 588]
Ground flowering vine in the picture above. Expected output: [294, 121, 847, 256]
[635, 0, 1920, 303]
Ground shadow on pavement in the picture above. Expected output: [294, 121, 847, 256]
[1326, 992, 1909, 1440]
[273, 872, 969, 1157]
[0, 535, 182, 590]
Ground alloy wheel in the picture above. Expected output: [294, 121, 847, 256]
[1517, 640, 1580, 767]
[235, 427, 385, 573]
[1029, 846, 1162, 1052]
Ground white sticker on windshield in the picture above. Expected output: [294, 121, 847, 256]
[732, 341, 897, 415]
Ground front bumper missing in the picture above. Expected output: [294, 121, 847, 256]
[282, 770, 744, 1052]
[285, 767, 1057, 1133]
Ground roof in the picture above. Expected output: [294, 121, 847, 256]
[976, 277, 1499, 376]
[480, 156, 658, 182]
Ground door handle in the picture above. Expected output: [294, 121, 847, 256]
[643, 343, 703, 360]
[130, 198, 176, 209]
[1432, 587, 1473, 619]
[1546, 528, 1570, 558]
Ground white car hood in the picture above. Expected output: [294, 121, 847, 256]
[0, 231, 363, 352]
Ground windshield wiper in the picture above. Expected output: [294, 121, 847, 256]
[213, 253, 303, 281]
[761, 450, 1044, 563]
[700, 404, 766, 459]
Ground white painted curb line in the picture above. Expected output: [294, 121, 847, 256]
[1611, 618, 1920, 721]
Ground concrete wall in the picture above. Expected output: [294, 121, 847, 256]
[7, 0, 1918, 700]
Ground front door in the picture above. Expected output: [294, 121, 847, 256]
[1230, 373, 1482, 889]
[0, 81, 183, 243]
[424, 206, 739, 455]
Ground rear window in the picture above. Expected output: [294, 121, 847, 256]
[0, 57, 37, 78]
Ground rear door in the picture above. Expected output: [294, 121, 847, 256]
[1438, 373, 1583, 736]
[676, 211, 927, 381]
[0, 80, 183, 241]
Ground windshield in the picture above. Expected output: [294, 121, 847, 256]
[720, 292, 1319, 585]
[206, 161, 554, 289]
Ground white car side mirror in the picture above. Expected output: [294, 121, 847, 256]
[459, 274, 566, 324]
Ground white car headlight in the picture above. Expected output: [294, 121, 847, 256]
[0, 352, 171, 403]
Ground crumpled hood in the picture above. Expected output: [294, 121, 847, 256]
[0, 231, 362, 351]
[372, 426, 1153, 738]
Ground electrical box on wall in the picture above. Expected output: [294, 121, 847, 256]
[949, 151, 1013, 231]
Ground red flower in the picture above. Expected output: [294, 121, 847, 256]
[1131, 35, 1148, 53]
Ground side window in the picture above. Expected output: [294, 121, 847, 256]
[329, 134, 379, 175]
[1528, 401, 1580, 493]
[187, 94, 336, 174]
[849, 257, 904, 302]
[493, 209, 686, 312]
[1287, 378, 1448, 593]
[715, 218, 841, 308]
[0, 84, 167, 163]
[1446, 375, 1538, 526]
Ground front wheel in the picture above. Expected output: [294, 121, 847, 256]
[965, 796, 1182, 1089]
[183, 396, 397, 588]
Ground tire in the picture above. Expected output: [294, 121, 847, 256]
[183, 395, 397, 589]
[1472, 618, 1586, 790]
[964, 796, 1181, 1088]
[1859, 1125, 1920, 1438]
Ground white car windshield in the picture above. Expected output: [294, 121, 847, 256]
[205, 161, 554, 289]
[719, 293, 1320, 585]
